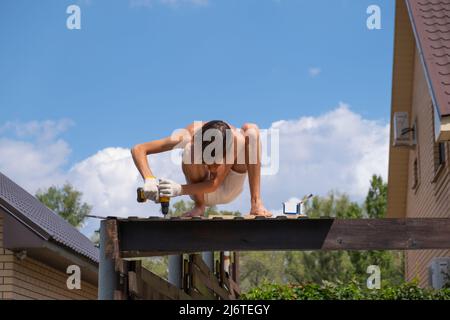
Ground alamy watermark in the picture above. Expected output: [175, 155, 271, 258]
[366, 265, 381, 290]
[66, 5, 81, 30]
[367, 5, 381, 30]
[66, 265, 81, 290]
[168, 121, 280, 176]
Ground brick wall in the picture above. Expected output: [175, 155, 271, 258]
[0, 212, 14, 299]
[0, 211, 98, 300]
[405, 49, 450, 286]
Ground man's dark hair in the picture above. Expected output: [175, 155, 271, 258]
[195, 120, 232, 162]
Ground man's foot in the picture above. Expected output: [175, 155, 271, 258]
[182, 205, 206, 217]
[248, 204, 272, 218]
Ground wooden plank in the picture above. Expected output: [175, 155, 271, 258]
[117, 218, 450, 256]
[228, 278, 241, 297]
[191, 264, 230, 300]
[192, 254, 214, 276]
[191, 254, 231, 300]
[188, 255, 215, 300]
[128, 271, 140, 297]
[189, 266, 215, 300]
[104, 218, 124, 274]
[140, 267, 191, 300]
[105, 219, 119, 259]
[187, 288, 205, 300]
[221, 275, 236, 300]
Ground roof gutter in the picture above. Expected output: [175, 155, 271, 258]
[404, 0, 442, 120]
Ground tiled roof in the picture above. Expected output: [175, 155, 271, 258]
[0, 172, 99, 263]
[407, 0, 450, 116]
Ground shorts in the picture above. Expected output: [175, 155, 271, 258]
[185, 169, 247, 207]
[203, 169, 246, 206]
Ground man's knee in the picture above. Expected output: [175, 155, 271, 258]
[242, 123, 259, 132]
[242, 123, 260, 141]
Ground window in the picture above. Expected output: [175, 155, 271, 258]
[438, 142, 446, 166]
[432, 103, 446, 173]
[434, 142, 446, 171]
[412, 158, 419, 190]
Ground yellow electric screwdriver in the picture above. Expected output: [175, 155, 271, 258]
[137, 188, 170, 216]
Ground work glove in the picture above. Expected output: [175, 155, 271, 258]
[143, 177, 159, 202]
[158, 178, 183, 198]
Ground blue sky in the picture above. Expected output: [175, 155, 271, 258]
[0, 1, 395, 235]
[1, 0, 394, 164]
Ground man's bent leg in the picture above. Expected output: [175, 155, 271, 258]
[181, 162, 208, 217]
[242, 123, 272, 217]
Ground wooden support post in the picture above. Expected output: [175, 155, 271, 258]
[232, 252, 239, 286]
[183, 258, 190, 294]
[99, 219, 119, 300]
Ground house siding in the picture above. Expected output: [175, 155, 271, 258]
[405, 49, 450, 286]
[0, 211, 97, 300]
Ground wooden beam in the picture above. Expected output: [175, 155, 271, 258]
[191, 255, 231, 300]
[191, 265, 226, 299]
[116, 218, 450, 257]
[140, 266, 192, 300]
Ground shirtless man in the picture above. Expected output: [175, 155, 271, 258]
[131, 120, 272, 217]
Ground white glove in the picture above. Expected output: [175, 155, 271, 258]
[158, 178, 183, 198]
[143, 177, 159, 202]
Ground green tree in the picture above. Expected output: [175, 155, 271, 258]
[169, 199, 195, 217]
[281, 176, 404, 291]
[282, 191, 361, 285]
[169, 200, 241, 217]
[36, 183, 91, 228]
[240, 252, 285, 292]
[348, 175, 404, 285]
[141, 256, 169, 279]
[365, 174, 388, 218]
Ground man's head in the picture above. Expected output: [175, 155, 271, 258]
[193, 120, 233, 167]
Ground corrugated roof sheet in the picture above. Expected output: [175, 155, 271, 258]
[0, 172, 99, 263]
[407, 0, 450, 116]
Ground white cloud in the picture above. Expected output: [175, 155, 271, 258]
[130, 0, 208, 8]
[225, 103, 389, 214]
[0, 120, 72, 191]
[0, 119, 73, 142]
[0, 105, 389, 235]
[308, 67, 322, 77]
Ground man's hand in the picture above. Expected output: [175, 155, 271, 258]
[143, 177, 159, 202]
[159, 178, 183, 198]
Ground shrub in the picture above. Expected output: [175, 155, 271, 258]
[241, 280, 450, 300]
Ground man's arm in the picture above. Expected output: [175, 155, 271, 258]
[131, 134, 187, 180]
[159, 164, 232, 197]
[181, 165, 231, 195]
